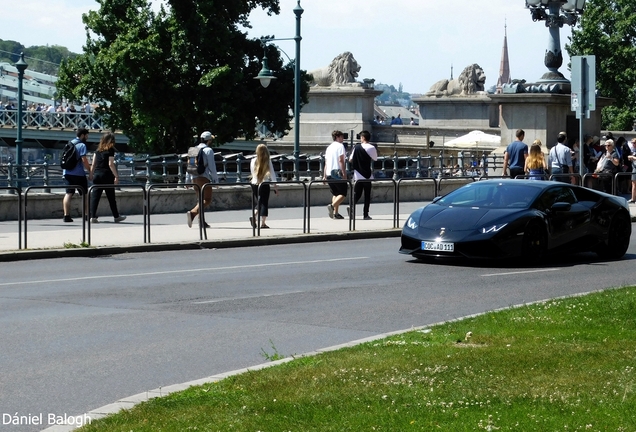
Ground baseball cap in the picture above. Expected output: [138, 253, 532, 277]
[200, 131, 213, 140]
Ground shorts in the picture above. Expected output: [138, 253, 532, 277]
[327, 176, 348, 197]
[64, 174, 88, 195]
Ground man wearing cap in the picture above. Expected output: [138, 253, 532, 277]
[548, 132, 573, 183]
[186, 131, 218, 228]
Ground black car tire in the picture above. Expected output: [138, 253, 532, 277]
[522, 220, 547, 260]
[596, 211, 631, 260]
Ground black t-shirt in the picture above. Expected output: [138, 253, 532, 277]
[94, 148, 115, 173]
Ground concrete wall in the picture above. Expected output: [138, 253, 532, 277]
[0, 179, 473, 221]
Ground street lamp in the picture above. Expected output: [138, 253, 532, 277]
[525, 0, 586, 82]
[15, 52, 28, 188]
[255, 0, 303, 180]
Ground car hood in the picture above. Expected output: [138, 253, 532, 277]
[418, 205, 520, 231]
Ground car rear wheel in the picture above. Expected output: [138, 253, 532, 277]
[596, 211, 631, 260]
[522, 220, 547, 260]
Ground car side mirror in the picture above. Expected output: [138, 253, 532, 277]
[550, 202, 572, 212]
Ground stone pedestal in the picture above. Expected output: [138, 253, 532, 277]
[284, 86, 382, 146]
[413, 95, 498, 129]
[489, 93, 613, 146]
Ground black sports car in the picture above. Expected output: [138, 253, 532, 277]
[400, 180, 632, 260]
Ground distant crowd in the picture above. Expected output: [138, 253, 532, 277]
[503, 128, 636, 201]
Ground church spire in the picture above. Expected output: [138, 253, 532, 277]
[496, 20, 511, 93]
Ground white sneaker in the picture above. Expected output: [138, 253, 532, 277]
[186, 211, 193, 228]
[90, 218, 99, 223]
[114, 215, 127, 223]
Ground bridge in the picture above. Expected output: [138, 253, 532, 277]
[0, 111, 129, 164]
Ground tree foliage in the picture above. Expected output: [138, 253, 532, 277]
[57, 0, 311, 154]
[567, 0, 636, 130]
[0, 39, 75, 75]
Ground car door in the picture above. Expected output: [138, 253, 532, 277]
[534, 186, 591, 247]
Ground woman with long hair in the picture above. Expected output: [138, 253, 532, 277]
[524, 139, 547, 180]
[249, 144, 278, 229]
[89, 132, 126, 223]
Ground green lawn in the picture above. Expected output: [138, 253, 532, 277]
[80, 287, 636, 431]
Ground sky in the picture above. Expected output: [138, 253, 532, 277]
[0, 0, 574, 95]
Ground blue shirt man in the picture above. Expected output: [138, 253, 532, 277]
[62, 128, 90, 222]
[503, 129, 528, 179]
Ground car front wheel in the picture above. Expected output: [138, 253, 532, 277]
[596, 211, 631, 260]
[522, 220, 547, 260]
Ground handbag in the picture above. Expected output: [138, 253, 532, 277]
[330, 169, 342, 179]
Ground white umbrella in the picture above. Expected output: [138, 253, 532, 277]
[444, 130, 501, 150]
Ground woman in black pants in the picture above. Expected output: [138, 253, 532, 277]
[89, 132, 126, 223]
[249, 144, 278, 228]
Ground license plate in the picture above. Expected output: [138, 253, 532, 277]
[422, 241, 454, 252]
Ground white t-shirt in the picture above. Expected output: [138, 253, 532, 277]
[324, 141, 345, 176]
[350, 142, 378, 181]
[250, 158, 277, 185]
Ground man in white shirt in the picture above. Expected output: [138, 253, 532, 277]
[323, 130, 348, 219]
[349, 130, 378, 220]
[548, 133, 573, 183]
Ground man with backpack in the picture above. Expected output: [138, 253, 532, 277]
[62, 128, 91, 222]
[186, 131, 218, 228]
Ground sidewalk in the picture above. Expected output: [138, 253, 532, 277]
[2, 199, 635, 262]
[0, 202, 423, 261]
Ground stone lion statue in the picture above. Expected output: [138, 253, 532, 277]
[309, 52, 361, 86]
[426, 64, 487, 96]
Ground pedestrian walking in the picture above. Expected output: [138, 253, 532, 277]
[349, 130, 378, 220]
[186, 131, 218, 228]
[88, 132, 126, 223]
[502, 129, 528, 179]
[323, 130, 348, 219]
[249, 144, 278, 229]
[62, 128, 90, 222]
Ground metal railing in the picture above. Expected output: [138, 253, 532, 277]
[0, 109, 106, 130]
[86, 184, 147, 246]
[5, 169, 633, 251]
[0, 186, 22, 249]
[23, 185, 87, 249]
[1, 151, 502, 191]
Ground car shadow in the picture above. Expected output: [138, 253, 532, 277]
[406, 252, 636, 270]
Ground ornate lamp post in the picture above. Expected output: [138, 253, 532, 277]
[14, 52, 28, 188]
[255, 0, 303, 181]
[525, 0, 586, 82]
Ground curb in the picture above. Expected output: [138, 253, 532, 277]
[0, 229, 401, 262]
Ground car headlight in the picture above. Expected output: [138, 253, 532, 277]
[481, 223, 507, 234]
[405, 217, 418, 230]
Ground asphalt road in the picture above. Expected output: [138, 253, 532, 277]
[2, 237, 636, 431]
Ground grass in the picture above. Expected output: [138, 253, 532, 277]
[63, 241, 90, 248]
[79, 287, 636, 431]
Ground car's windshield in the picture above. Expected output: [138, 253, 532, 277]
[437, 182, 542, 209]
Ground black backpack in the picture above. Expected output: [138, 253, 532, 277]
[196, 147, 206, 175]
[60, 140, 79, 170]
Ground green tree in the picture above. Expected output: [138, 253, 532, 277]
[567, 0, 636, 130]
[57, 0, 310, 154]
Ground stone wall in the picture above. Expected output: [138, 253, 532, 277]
[0, 179, 472, 221]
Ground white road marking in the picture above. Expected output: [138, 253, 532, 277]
[192, 290, 304, 304]
[481, 268, 560, 277]
[0, 257, 368, 287]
